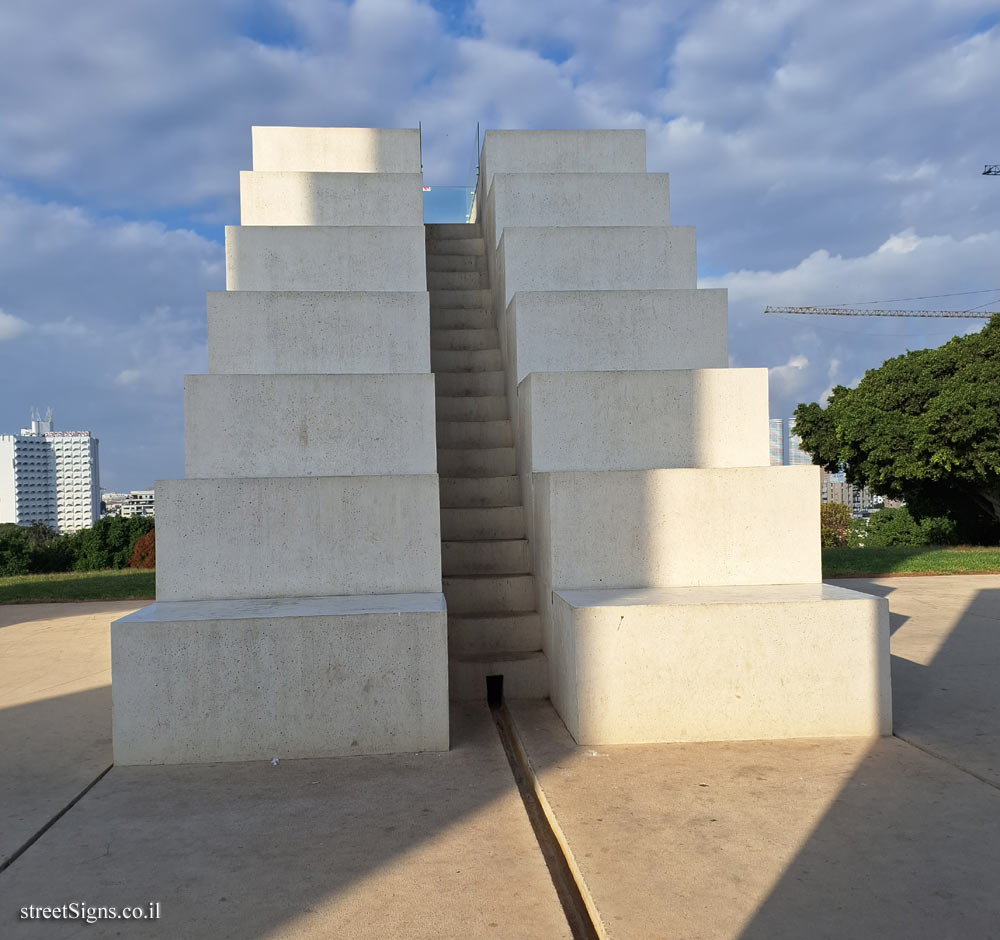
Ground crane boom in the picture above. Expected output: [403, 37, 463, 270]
[765, 306, 996, 319]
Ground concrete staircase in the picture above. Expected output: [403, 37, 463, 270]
[426, 222, 548, 700]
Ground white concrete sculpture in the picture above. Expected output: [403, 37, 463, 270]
[111, 128, 449, 764]
[111, 126, 890, 764]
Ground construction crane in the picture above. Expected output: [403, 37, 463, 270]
[765, 306, 997, 318]
[984, 165, 1000, 175]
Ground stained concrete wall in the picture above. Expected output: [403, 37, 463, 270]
[155, 475, 442, 601]
[240, 171, 423, 226]
[550, 585, 892, 744]
[531, 467, 821, 593]
[484, 172, 670, 249]
[207, 291, 431, 375]
[251, 126, 421, 173]
[479, 130, 646, 196]
[225, 226, 427, 292]
[496, 227, 696, 308]
[517, 370, 769, 473]
[184, 374, 437, 477]
[112, 593, 449, 763]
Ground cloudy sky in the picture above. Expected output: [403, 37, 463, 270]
[1, 0, 998, 489]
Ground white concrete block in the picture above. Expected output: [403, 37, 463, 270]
[532, 467, 821, 592]
[155, 475, 442, 601]
[225, 226, 427, 292]
[497, 227, 696, 308]
[239, 171, 423, 226]
[480, 130, 646, 194]
[484, 172, 670, 248]
[501, 290, 728, 387]
[251, 126, 420, 173]
[207, 291, 431, 375]
[185, 374, 437, 477]
[518, 370, 769, 473]
[549, 584, 891, 744]
[111, 593, 448, 764]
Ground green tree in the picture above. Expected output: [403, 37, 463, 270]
[73, 515, 155, 571]
[794, 316, 1000, 543]
[0, 524, 31, 576]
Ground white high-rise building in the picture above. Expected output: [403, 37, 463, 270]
[0, 410, 101, 533]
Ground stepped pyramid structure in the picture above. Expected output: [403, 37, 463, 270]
[111, 127, 891, 765]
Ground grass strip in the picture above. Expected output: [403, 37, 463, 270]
[823, 546, 1000, 578]
[0, 569, 155, 604]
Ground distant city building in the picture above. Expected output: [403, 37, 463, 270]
[103, 489, 155, 518]
[768, 418, 814, 467]
[0, 410, 101, 533]
[769, 416, 883, 517]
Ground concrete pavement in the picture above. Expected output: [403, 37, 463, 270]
[2, 575, 1000, 939]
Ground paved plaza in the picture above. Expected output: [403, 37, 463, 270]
[1, 576, 998, 938]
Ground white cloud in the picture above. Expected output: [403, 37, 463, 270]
[0, 309, 28, 341]
[114, 369, 141, 387]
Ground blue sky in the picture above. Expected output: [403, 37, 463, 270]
[1, 0, 999, 489]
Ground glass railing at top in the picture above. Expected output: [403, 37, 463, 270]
[419, 121, 481, 223]
[422, 185, 477, 223]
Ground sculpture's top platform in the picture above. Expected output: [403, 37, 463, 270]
[251, 126, 420, 173]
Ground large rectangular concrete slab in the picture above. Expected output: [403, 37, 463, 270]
[206, 290, 431, 375]
[155, 475, 442, 601]
[518, 369, 769, 472]
[251, 126, 421, 173]
[225, 225, 427, 291]
[112, 594, 449, 763]
[184, 373, 437, 477]
[550, 584, 890, 743]
[240, 171, 423, 225]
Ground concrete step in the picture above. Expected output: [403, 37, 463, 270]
[427, 271, 488, 291]
[443, 574, 536, 613]
[425, 238, 485, 256]
[426, 253, 487, 273]
[437, 447, 516, 477]
[426, 223, 481, 240]
[430, 307, 494, 330]
[441, 539, 531, 576]
[431, 349, 502, 373]
[434, 371, 505, 397]
[439, 475, 521, 508]
[430, 289, 491, 309]
[435, 395, 508, 422]
[431, 328, 499, 351]
[448, 612, 543, 655]
[436, 419, 512, 449]
[448, 650, 549, 700]
[440, 506, 525, 541]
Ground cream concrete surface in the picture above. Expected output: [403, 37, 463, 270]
[155, 475, 442, 601]
[2, 705, 573, 940]
[479, 129, 646, 195]
[225, 225, 427, 292]
[484, 172, 670, 247]
[240, 171, 423, 225]
[184, 374, 437, 477]
[112, 594, 448, 764]
[207, 291, 432, 375]
[549, 585, 890, 744]
[509, 698, 1000, 940]
[501, 289, 728, 387]
[518, 369, 769, 472]
[251, 126, 421, 173]
[531, 466, 822, 591]
[831, 575, 1000, 786]
[496, 226, 697, 307]
[0, 602, 146, 866]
